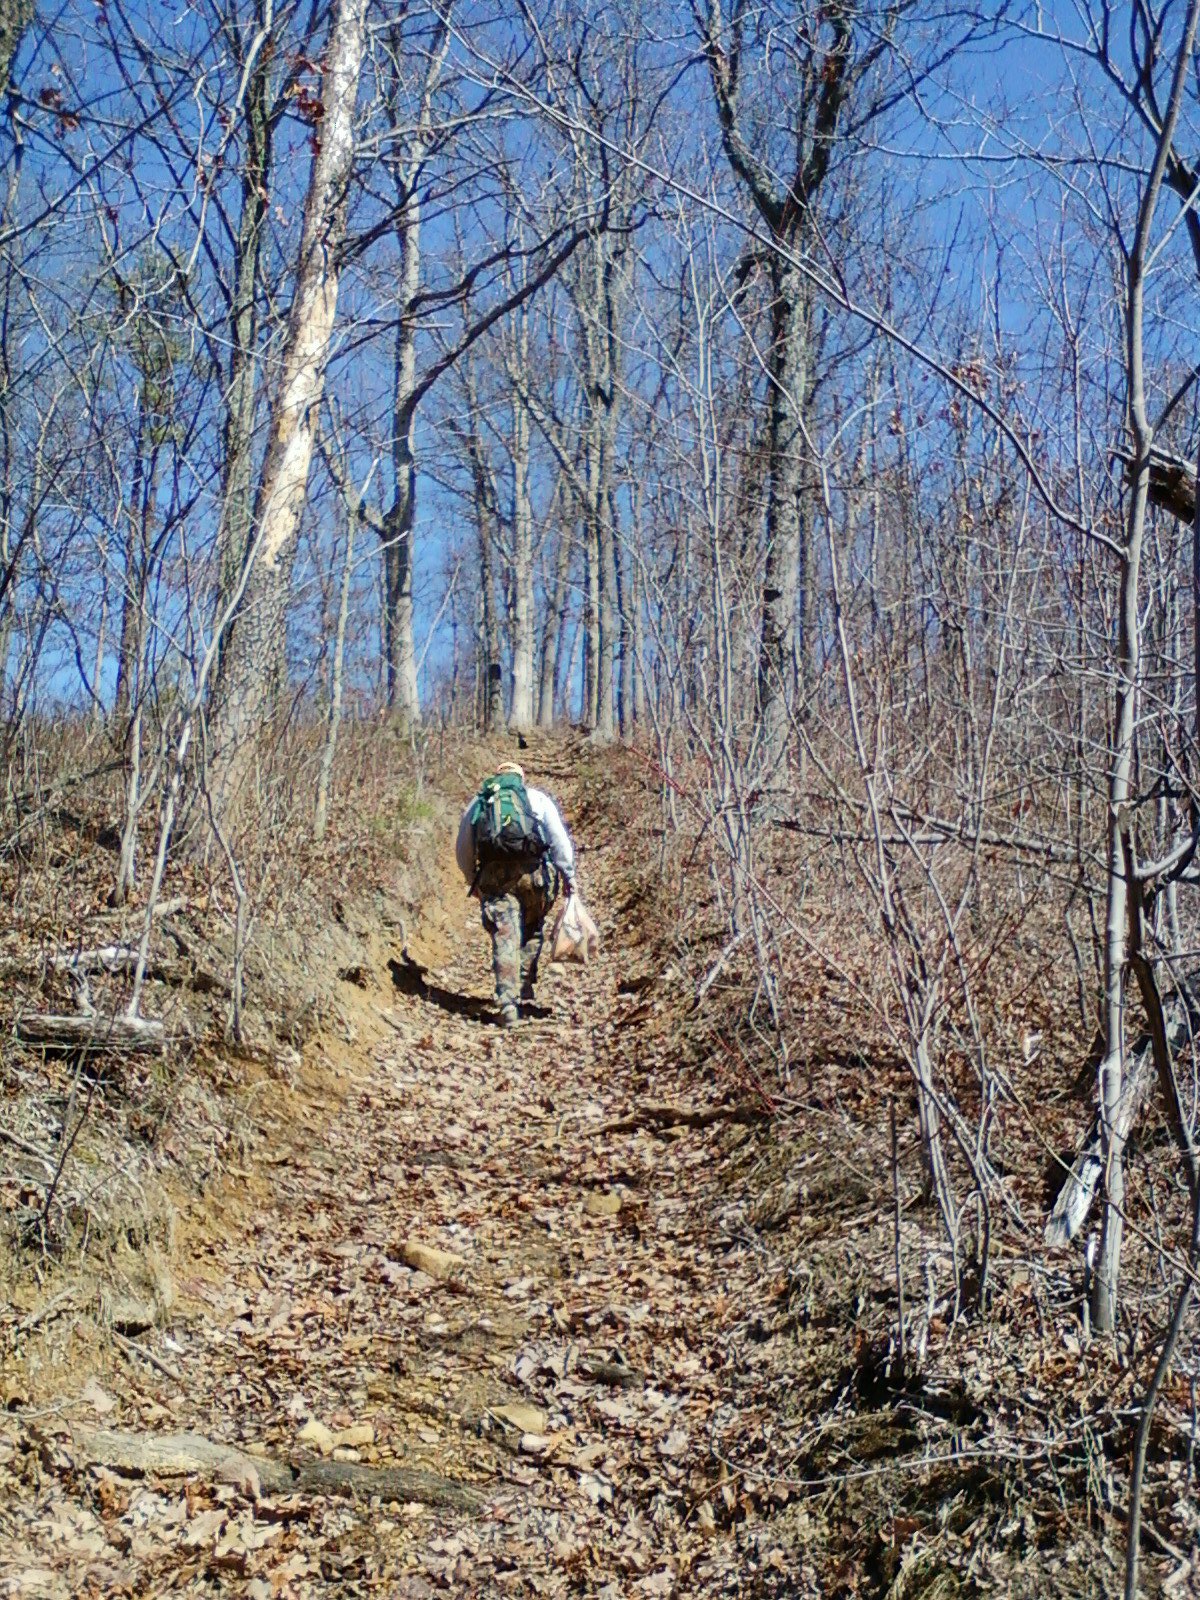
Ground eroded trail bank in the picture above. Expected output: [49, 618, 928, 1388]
[1, 762, 796, 1599]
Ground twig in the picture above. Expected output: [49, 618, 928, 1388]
[891, 1097, 906, 1376]
[373, 1005, 408, 1033]
[695, 929, 749, 1005]
[112, 1330, 184, 1385]
[14, 1289, 79, 1335]
[0, 1125, 55, 1170]
[45, 1056, 106, 1235]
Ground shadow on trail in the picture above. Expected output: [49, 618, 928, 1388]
[388, 954, 496, 1024]
[388, 954, 557, 1028]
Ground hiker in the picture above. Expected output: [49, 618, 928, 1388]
[456, 762, 576, 1028]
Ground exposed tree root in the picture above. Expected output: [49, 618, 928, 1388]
[69, 1426, 484, 1511]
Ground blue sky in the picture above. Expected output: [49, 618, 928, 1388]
[5, 0, 1200, 715]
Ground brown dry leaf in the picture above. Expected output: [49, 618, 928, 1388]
[219, 1514, 280, 1555]
[3, 752, 1081, 1600]
[180, 1508, 225, 1550]
[518, 1431, 554, 1456]
[217, 1455, 261, 1500]
[296, 1417, 336, 1455]
[79, 1378, 116, 1417]
[332, 1422, 374, 1449]
[5, 1570, 57, 1594]
[638, 1573, 674, 1597]
[491, 1403, 546, 1434]
[578, 1470, 615, 1506]
[658, 1427, 689, 1459]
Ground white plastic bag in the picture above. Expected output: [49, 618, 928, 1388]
[550, 892, 601, 965]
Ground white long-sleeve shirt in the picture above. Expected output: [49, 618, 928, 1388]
[456, 785, 575, 885]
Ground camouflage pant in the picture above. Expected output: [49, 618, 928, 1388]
[478, 860, 559, 1011]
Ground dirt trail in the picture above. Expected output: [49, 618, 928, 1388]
[1, 767, 794, 1599]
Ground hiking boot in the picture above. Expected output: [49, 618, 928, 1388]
[520, 980, 535, 1003]
[498, 1004, 519, 1030]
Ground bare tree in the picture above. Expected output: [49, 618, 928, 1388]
[697, 0, 857, 785]
[215, 0, 277, 618]
[207, 0, 369, 827]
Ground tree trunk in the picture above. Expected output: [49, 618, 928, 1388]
[583, 235, 625, 743]
[215, 13, 272, 614]
[538, 520, 571, 729]
[70, 1425, 480, 1510]
[112, 417, 159, 899]
[113, 408, 151, 728]
[382, 399, 418, 728]
[382, 213, 420, 730]
[0, 439, 11, 723]
[564, 601, 583, 724]
[0, 0, 32, 92]
[623, 479, 646, 731]
[631, 549, 646, 726]
[479, 518, 503, 732]
[757, 255, 809, 780]
[596, 469, 618, 741]
[374, 14, 451, 730]
[509, 329, 535, 730]
[0, 404, 47, 728]
[206, 0, 367, 825]
[1089, 4, 1200, 1328]
[582, 507, 599, 726]
[615, 512, 637, 737]
[0, 198, 15, 716]
[566, 222, 628, 742]
[460, 384, 505, 733]
[112, 406, 144, 726]
[91, 551, 109, 728]
[1091, 531, 1143, 1335]
[314, 515, 354, 843]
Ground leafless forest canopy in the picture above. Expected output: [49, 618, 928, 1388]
[7, 0, 1200, 1590]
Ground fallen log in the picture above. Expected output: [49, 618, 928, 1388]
[2, 944, 227, 997]
[101, 894, 188, 923]
[15, 1012, 165, 1052]
[291, 1456, 481, 1508]
[56, 945, 142, 974]
[69, 1426, 483, 1511]
[0, 945, 141, 979]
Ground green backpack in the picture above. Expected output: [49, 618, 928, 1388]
[469, 772, 548, 871]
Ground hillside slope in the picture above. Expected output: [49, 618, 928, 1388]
[0, 740, 1151, 1597]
